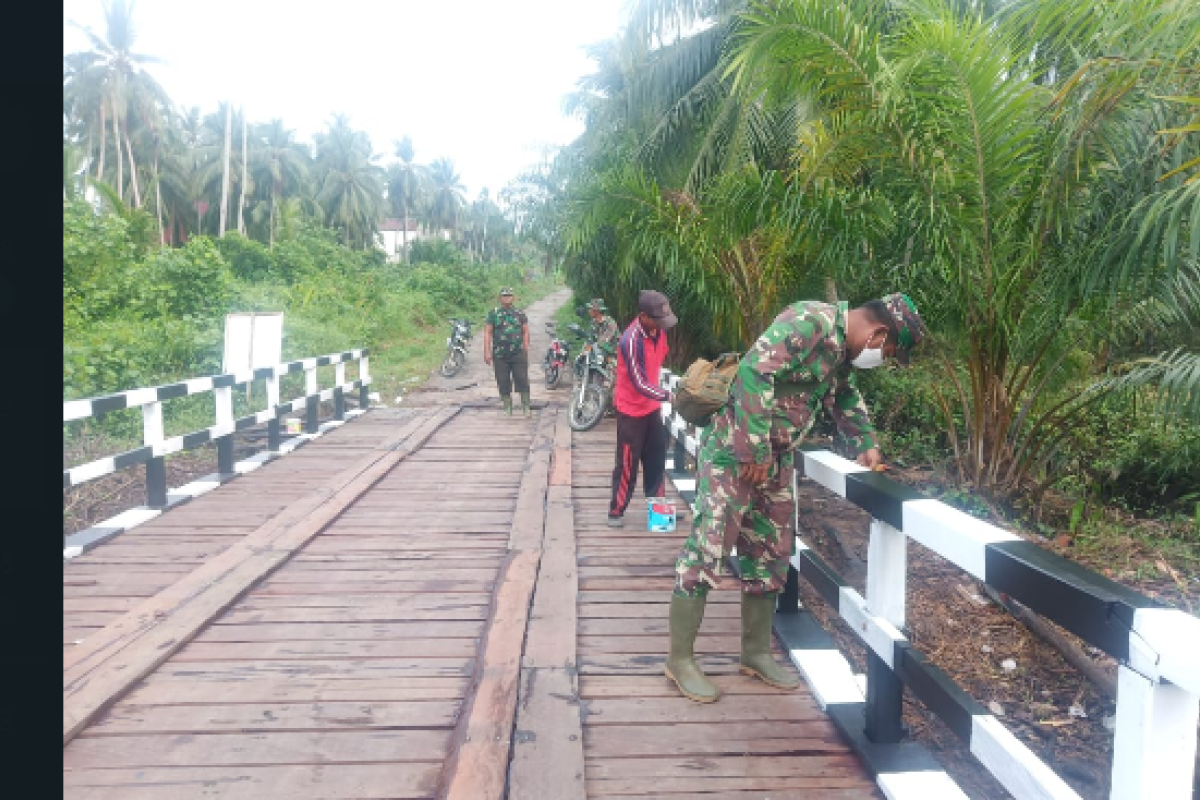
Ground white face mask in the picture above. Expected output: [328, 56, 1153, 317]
[850, 331, 886, 369]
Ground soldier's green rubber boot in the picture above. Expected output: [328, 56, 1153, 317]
[739, 593, 800, 690]
[500, 395, 513, 416]
[664, 594, 720, 703]
[520, 392, 532, 418]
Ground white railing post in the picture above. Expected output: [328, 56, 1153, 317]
[1111, 665, 1200, 799]
[143, 401, 167, 507]
[214, 385, 234, 474]
[866, 519, 907, 629]
[863, 518, 907, 744]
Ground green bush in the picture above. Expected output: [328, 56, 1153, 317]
[216, 233, 272, 281]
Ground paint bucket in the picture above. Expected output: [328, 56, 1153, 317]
[285, 418, 302, 435]
[647, 497, 676, 532]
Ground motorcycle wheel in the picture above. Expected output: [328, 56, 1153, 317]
[439, 348, 464, 378]
[545, 362, 561, 389]
[567, 376, 607, 432]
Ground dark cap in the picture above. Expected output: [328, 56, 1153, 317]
[879, 292, 926, 365]
[638, 289, 677, 330]
[498, 287, 514, 297]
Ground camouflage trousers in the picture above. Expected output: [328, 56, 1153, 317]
[673, 419, 795, 598]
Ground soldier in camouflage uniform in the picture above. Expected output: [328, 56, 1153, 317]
[665, 293, 926, 703]
[484, 287, 532, 417]
[587, 298, 619, 372]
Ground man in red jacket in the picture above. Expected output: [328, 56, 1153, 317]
[608, 290, 677, 527]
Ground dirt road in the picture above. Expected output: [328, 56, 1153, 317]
[402, 287, 575, 408]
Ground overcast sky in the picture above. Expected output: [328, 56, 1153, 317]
[63, 0, 630, 200]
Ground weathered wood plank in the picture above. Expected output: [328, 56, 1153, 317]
[62, 763, 441, 799]
[63, 408, 459, 744]
[83, 701, 459, 734]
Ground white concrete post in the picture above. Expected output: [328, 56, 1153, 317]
[142, 401, 164, 448]
[866, 519, 907, 627]
[1110, 665, 1200, 799]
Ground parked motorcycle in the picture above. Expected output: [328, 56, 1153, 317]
[542, 322, 572, 389]
[566, 323, 614, 431]
[439, 318, 473, 377]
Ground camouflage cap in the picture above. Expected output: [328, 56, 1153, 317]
[586, 298, 607, 312]
[879, 292, 925, 365]
[498, 287, 514, 297]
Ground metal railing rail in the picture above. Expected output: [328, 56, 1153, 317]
[63, 349, 371, 509]
[658, 368, 1199, 800]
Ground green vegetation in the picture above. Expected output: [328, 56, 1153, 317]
[63, 0, 561, 450]
[529, 0, 1198, 550]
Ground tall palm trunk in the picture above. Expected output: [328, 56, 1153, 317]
[237, 107, 247, 235]
[269, 187, 276, 249]
[96, 106, 107, 185]
[124, 127, 142, 208]
[153, 150, 165, 247]
[112, 96, 123, 201]
[219, 102, 232, 236]
[402, 208, 410, 263]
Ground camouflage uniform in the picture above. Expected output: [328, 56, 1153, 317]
[674, 300, 879, 597]
[486, 305, 530, 397]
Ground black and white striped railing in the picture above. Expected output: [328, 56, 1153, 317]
[63, 350, 373, 555]
[658, 369, 1199, 800]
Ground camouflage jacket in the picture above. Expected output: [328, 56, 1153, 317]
[590, 315, 619, 354]
[723, 300, 878, 465]
[486, 306, 528, 357]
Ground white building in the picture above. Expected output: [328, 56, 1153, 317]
[375, 218, 451, 262]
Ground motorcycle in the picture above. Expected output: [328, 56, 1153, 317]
[439, 318, 473, 377]
[566, 323, 614, 432]
[542, 322, 572, 389]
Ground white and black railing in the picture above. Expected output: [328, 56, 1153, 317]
[64, 350, 372, 548]
[658, 369, 1199, 800]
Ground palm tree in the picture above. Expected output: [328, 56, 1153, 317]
[425, 157, 466, 239]
[64, 0, 168, 209]
[251, 119, 311, 247]
[313, 115, 385, 248]
[386, 135, 427, 262]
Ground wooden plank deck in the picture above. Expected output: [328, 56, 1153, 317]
[571, 426, 881, 799]
[62, 403, 878, 799]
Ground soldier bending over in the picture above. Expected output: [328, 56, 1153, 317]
[665, 293, 926, 702]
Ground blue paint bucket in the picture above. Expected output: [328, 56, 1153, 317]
[647, 497, 676, 532]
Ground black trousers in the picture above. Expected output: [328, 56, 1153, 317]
[493, 351, 530, 396]
[609, 410, 667, 517]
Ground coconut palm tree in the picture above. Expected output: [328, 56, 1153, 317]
[64, 0, 169, 208]
[425, 157, 467, 240]
[251, 119, 312, 247]
[313, 115, 385, 248]
[386, 136, 427, 262]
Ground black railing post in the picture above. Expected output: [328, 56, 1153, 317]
[673, 431, 687, 477]
[334, 387, 345, 421]
[863, 650, 905, 743]
[217, 435, 235, 475]
[146, 456, 168, 507]
[359, 384, 369, 409]
[778, 563, 801, 614]
[268, 416, 281, 451]
[305, 395, 319, 433]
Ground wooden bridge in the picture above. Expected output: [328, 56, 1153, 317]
[64, 403, 877, 799]
[63, 305, 1199, 799]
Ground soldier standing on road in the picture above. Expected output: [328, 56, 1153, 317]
[664, 293, 926, 703]
[484, 287, 532, 417]
[587, 298, 620, 374]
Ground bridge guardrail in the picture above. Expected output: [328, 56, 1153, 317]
[658, 368, 1199, 800]
[63, 349, 372, 550]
